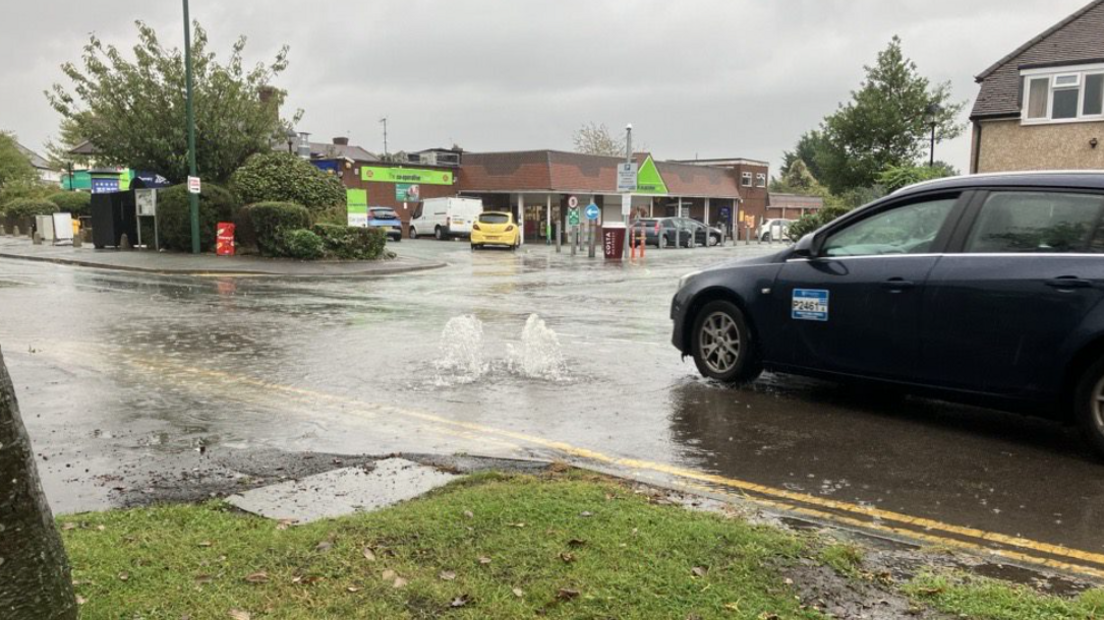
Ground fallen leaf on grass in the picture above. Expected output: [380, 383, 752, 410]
[512, 587, 524, 598]
[347, 586, 360, 593]
[579, 511, 593, 518]
[195, 574, 214, 585]
[559, 552, 576, 563]
[197, 541, 212, 548]
[75, 595, 86, 605]
[275, 519, 296, 531]
[96, 525, 106, 532]
[314, 541, 333, 552]
[450, 595, 471, 608]
[244, 572, 269, 584]
[117, 572, 129, 582]
[508, 522, 526, 528]
[691, 566, 708, 578]
[557, 588, 580, 601]
[362, 547, 376, 562]
[393, 577, 408, 589]
[381, 570, 397, 582]
[724, 602, 740, 612]
[757, 613, 780, 620]
[463, 510, 474, 519]
[478, 556, 492, 565]
[228, 611, 251, 620]
[439, 570, 457, 581]
[62, 523, 77, 531]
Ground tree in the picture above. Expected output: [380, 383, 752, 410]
[0, 132, 37, 189]
[877, 162, 956, 192]
[0, 347, 78, 619]
[803, 36, 965, 195]
[779, 130, 828, 181]
[770, 159, 828, 196]
[572, 123, 626, 157]
[43, 116, 94, 171]
[228, 152, 345, 212]
[47, 21, 298, 183]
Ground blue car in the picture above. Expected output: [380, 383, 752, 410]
[368, 207, 403, 242]
[671, 171, 1104, 457]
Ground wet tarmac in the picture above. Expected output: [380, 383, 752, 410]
[2, 239, 1103, 576]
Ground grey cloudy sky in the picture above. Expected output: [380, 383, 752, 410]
[0, 1, 1091, 174]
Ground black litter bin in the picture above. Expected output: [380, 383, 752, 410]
[90, 191, 138, 249]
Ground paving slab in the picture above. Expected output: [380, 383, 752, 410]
[226, 458, 458, 523]
[0, 237, 444, 276]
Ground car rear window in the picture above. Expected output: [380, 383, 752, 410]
[965, 192, 1104, 253]
[479, 213, 509, 224]
[370, 209, 398, 220]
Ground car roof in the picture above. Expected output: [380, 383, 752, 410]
[895, 171, 1104, 197]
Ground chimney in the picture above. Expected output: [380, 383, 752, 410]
[333, 137, 349, 146]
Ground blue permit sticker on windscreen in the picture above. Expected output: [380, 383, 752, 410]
[792, 289, 829, 321]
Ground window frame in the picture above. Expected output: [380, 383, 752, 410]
[811, 191, 967, 259]
[1021, 63, 1104, 125]
[741, 172, 753, 187]
[950, 188, 1104, 255]
[755, 172, 767, 188]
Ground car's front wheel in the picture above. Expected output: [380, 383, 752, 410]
[1074, 357, 1104, 459]
[435, 227, 445, 240]
[659, 235, 669, 249]
[690, 300, 761, 383]
[409, 227, 418, 239]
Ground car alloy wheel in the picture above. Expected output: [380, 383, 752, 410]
[409, 227, 417, 239]
[435, 227, 444, 240]
[1074, 357, 1104, 459]
[660, 235, 669, 249]
[761, 233, 770, 243]
[699, 312, 739, 374]
[690, 300, 762, 383]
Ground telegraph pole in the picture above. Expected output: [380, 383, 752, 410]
[183, 0, 200, 254]
[380, 117, 389, 157]
[623, 123, 633, 258]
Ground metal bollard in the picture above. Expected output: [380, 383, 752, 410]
[555, 221, 561, 253]
[588, 221, 596, 258]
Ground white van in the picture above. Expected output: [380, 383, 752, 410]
[409, 197, 484, 240]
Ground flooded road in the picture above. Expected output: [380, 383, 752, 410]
[2, 240, 1103, 575]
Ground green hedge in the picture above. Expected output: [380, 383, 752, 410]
[228, 152, 346, 213]
[787, 204, 853, 241]
[46, 192, 92, 217]
[312, 224, 388, 260]
[280, 229, 325, 260]
[245, 202, 312, 257]
[156, 183, 238, 252]
[3, 198, 58, 219]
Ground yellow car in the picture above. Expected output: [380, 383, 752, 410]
[470, 211, 520, 250]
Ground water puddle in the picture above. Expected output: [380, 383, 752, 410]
[429, 313, 572, 387]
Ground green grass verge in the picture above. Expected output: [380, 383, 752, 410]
[904, 570, 1104, 620]
[60, 472, 824, 619]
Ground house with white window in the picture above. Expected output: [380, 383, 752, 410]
[971, 0, 1104, 173]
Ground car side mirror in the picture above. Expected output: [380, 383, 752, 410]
[790, 233, 818, 259]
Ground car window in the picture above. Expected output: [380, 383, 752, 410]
[822, 197, 957, 257]
[370, 209, 398, 220]
[964, 192, 1104, 254]
[479, 213, 509, 224]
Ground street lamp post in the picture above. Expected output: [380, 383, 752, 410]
[624, 123, 633, 258]
[925, 103, 942, 167]
[183, 0, 200, 254]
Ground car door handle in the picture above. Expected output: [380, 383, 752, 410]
[879, 278, 916, 291]
[1045, 277, 1093, 289]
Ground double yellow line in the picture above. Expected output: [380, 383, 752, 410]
[132, 357, 1104, 581]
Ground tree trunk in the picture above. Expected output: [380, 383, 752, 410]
[0, 346, 78, 619]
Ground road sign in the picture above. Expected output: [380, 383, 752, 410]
[567, 195, 579, 209]
[187, 176, 201, 194]
[567, 208, 581, 227]
[617, 163, 638, 192]
[585, 203, 600, 221]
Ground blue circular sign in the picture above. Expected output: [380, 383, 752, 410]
[585, 204, 600, 220]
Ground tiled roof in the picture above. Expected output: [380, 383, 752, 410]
[15, 142, 52, 170]
[972, 0, 1104, 119]
[459, 150, 742, 198]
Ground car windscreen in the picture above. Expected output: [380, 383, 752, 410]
[369, 209, 399, 220]
[634, 219, 658, 228]
[479, 213, 510, 224]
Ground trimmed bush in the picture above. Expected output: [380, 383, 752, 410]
[280, 229, 325, 260]
[229, 152, 346, 213]
[156, 183, 238, 252]
[3, 198, 58, 219]
[245, 202, 311, 257]
[787, 204, 853, 241]
[46, 192, 92, 217]
[312, 224, 388, 260]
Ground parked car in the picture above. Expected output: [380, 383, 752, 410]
[471, 211, 520, 250]
[758, 218, 794, 242]
[632, 217, 721, 248]
[409, 197, 483, 240]
[367, 207, 402, 242]
[670, 171, 1104, 457]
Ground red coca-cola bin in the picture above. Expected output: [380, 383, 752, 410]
[602, 222, 626, 259]
[216, 222, 235, 256]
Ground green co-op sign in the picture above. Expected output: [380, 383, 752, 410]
[360, 166, 453, 186]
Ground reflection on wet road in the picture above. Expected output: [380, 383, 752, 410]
[2, 240, 1103, 578]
